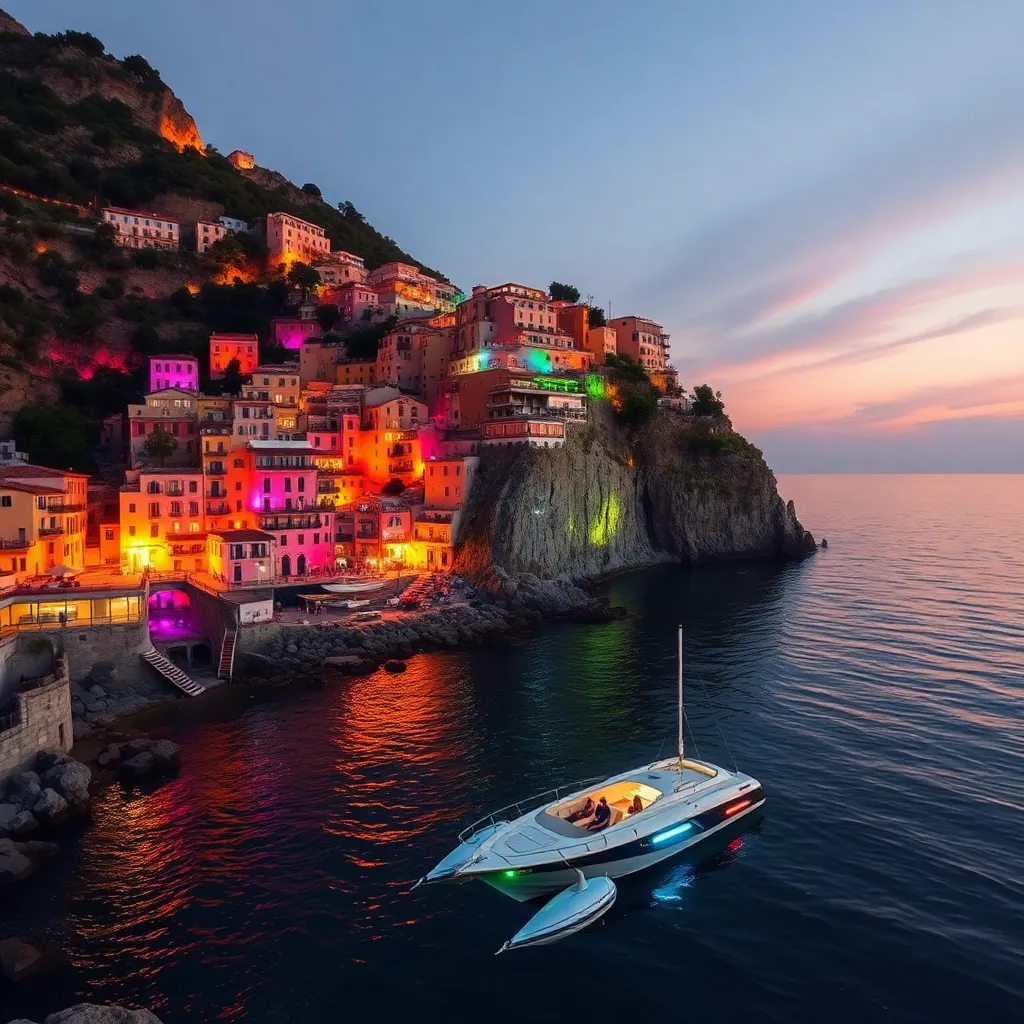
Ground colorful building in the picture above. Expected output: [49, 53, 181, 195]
[263, 212, 330, 267]
[118, 468, 205, 573]
[127, 389, 199, 469]
[335, 358, 378, 388]
[242, 366, 302, 434]
[194, 219, 231, 254]
[608, 316, 671, 374]
[149, 355, 198, 394]
[102, 206, 180, 250]
[207, 529, 275, 586]
[337, 496, 412, 567]
[326, 282, 379, 324]
[271, 313, 320, 351]
[210, 333, 259, 378]
[316, 252, 368, 287]
[300, 337, 344, 385]
[0, 465, 89, 579]
[483, 417, 566, 447]
[585, 326, 617, 362]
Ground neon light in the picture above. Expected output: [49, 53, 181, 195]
[585, 374, 606, 400]
[588, 493, 622, 546]
[724, 799, 752, 817]
[503, 870, 517, 878]
[651, 822, 693, 845]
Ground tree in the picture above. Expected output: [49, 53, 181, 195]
[220, 357, 244, 396]
[287, 261, 320, 295]
[381, 478, 405, 496]
[338, 201, 365, 224]
[121, 54, 162, 89]
[12, 403, 93, 473]
[302, 183, 322, 199]
[549, 281, 580, 303]
[691, 384, 726, 418]
[316, 303, 340, 333]
[142, 426, 178, 466]
[588, 305, 607, 328]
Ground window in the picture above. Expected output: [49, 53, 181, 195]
[104, 529, 114, 541]
[37, 497, 46, 510]
[148, 502, 160, 517]
[128, 525, 136, 537]
[313, 533, 320, 545]
[0, 496, 9, 507]
[263, 478, 271, 493]
[189, 480, 198, 493]
[129, 503, 136, 514]
[284, 478, 292, 492]
[297, 478, 305, 493]
[280, 535, 287, 545]
[298, 534, 304, 545]
[151, 524, 159, 538]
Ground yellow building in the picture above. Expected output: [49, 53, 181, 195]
[0, 465, 89, 579]
[119, 468, 206, 573]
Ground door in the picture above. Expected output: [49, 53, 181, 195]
[297, 554, 306, 576]
[233, 564, 242, 583]
[280, 553, 291, 577]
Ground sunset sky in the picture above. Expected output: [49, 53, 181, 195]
[20, 0, 1024, 470]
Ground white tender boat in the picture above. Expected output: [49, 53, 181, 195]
[320, 577, 388, 594]
[415, 627, 765, 951]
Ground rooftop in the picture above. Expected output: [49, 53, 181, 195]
[247, 440, 313, 451]
[209, 529, 276, 542]
[0, 464, 88, 479]
[0, 481, 66, 495]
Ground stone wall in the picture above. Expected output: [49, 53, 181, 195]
[0, 657, 72, 781]
[53, 622, 152, 689]
[0, 632, 16, 706]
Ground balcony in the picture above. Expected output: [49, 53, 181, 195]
[38, 527, 63, 537]
[206, 501, 231, 515]
[258, 515, 323, 531]
[44, 502, 86, 513]
[0, 537, 31, 550]
[206, 467, 226, 476]
[167, 508, 184, 517]
[389, 460, 414, 473]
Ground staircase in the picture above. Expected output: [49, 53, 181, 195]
[141, 648, 206, 697]
[217, 628, 236, 682]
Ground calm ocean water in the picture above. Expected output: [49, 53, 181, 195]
[3, 475, 1022, 1024]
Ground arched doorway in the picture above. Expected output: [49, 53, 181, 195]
[297, 553, 307, 576]
[281, 553, 291, 577]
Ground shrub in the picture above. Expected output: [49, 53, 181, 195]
[381, 478, 405, 496]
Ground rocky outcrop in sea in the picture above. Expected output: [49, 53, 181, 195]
[7, 1004, 163, 1024]
[455, 407, 815, 583]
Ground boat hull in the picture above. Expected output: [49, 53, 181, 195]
[321, 579, 387, 594]
[482, 797, 764, 902]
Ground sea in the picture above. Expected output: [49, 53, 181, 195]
[3, 475, 1022, 1024]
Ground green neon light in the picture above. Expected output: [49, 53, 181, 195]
[589, 494, 622, 546]
[585, 374, 606, 400]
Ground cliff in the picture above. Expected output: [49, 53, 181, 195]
[454, 407, 815, 584]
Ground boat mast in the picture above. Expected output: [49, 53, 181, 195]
[677, 625, 684, 766]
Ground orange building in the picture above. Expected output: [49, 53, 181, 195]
[118, 468, 206, 573]
[264, 211, 330, 267]
[607, 316, 671, 373]
[210, 333, 259, 378]
[585, 326, 617, 362]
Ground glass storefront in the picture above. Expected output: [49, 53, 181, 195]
[0, 594, 143, 629]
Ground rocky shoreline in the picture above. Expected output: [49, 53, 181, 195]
[237, 570, 627, 684]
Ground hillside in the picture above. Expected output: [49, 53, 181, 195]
[0, 10, 446, 466]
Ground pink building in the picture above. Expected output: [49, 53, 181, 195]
[247, 440, 334, 578]
[149, 355, 198, 394]
[102, 206, 180, 250]
[271, 315, 320, 351]
[607, 316, 670, 372]
[316, 252, 368, 286]
[326, 282, 379, 324]
[264, 212, 330, 266]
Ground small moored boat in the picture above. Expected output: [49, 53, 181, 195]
[321, 577, 388, 595]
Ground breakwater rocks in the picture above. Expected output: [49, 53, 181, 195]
[69, 674, 170, 742]
[0, 751, 91, 844]
[239, 573, 625, 683]
[8, 1005, 163, 1024]
[96, 738, 181, 782]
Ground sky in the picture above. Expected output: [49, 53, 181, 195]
[16, 0, 1024, 471]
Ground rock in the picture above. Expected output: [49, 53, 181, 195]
[73, 721, 94, 741]
[147, 740, 181, 771]
[8, 772, 41, 806]
[0, 937, 60, 982]
[45, 1005, 164, 1023]
[8, 811, 38, 837]
[21, 840, 61, 860]
[97, 743, 124, 768]
[88, 661, 119, 688]
[0, 842, 36, 886]
[0, 803, 18, 830]
[383, 660, 407, 673]
[42, 761, 92, 808]
[118, 752, 155, 778]
[285, 642, 298, 654]
[35, 751, 72, 773]
[89, 685, 107, 699]
[32, 788, 69, 825]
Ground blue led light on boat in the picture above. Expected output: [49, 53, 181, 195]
[651, 822, 694, 845]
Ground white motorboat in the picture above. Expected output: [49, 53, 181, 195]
[415, 627, 765, 950]
[320, 577, 388, 595]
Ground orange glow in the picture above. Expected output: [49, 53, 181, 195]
[158, 111, 205, 153]
[724, 799, 752, 816]
[184, 281, 200, 295]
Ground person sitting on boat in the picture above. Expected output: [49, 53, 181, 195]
[628, 795, 643, 815]
[567, 797, 595, 823]
[586, 797, 611, 831]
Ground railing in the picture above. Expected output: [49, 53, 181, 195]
[39, 527, 63, 536]
[0, 538, 30, 550]
[45, 502, 86, 513]
[206, 502, 231, 514]
[206, 467, 226, 476]
[458, 777, 605, 843]
[258, 516, 323, 530]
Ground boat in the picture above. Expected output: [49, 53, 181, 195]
[320, 577, 388, 595]
[415, 626, 765, 950]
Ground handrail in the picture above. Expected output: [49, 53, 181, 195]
[457, 776, 604, 843]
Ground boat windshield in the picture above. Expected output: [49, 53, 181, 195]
[546, 781, 662, 831]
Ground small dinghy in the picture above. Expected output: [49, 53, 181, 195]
[496, 871, 616, 954]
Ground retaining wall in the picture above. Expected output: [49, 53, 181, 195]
[0, 654, 72, 781]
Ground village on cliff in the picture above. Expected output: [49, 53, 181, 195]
[0, 171, 693, 784]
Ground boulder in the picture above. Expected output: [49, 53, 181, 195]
[383, 660, 407, 674]
[46, 1006, 165, 1024]
[32, 788, 69, 825]
[88, 661, 119, 688]
[147, 740, 181, 771]
[118, 752, 156, 780]
[42, 761, 92, 809]
[0, 802, 18, 830]
[89, 685, 107, 699]
[35, 751, 73, 773]
[21, 840, 60, 860]
[97, 743, 124, 768]
[8, 772, 42, 806]
[0, 936, 60, 982]
[0, 841, 36, 886]
[8, 811, 39, 837]
[73, 721, 95, 742]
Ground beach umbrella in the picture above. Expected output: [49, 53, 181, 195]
[46, 565, 76, 577]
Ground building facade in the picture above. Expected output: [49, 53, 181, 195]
[149, 355, 199, 394]
[210, 333, 259, 378]
[264, 212, 330, 266]
[102, 207, 180, 250]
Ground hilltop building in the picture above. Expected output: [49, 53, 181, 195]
[102, 206, 180, 250]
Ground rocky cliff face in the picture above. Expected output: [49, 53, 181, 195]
[454, 407, 815, 584]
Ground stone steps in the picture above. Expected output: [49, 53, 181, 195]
[140, 648, 205, 697]
[217, 630, 236, 681]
